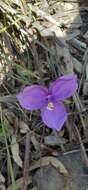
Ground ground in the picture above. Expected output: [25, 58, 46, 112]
[0, 0, 88, 190]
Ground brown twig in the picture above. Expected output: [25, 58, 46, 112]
[21, 133, 31, 190]
[73, 92, 86, 132]
[74, 125, 88, 168]
[63, 40, 88, 167]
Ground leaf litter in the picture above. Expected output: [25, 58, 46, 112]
[0, 0, 88, 189]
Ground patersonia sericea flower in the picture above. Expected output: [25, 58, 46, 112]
[17, 74, 78, 131]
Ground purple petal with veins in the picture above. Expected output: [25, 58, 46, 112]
[17, 85, 48, 110]
[41, 102, 67, 130]
[49, 74, 78, 102]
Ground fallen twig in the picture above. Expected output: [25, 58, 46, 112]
[21, 133, 31, 190]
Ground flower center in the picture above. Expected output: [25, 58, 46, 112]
[47, 102, 54, 110]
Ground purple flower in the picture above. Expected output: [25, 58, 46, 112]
[17, 74, 78, 131]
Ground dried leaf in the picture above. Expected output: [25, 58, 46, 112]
[19, 120, 29, 134]
[11, 135, 22, 167]
[72, 57, 82, 74]
[44, 135, 67, 146]
[83, 81, 88, 95]
[3, 109, 18, 128]
[0, 172, 5, 183]
[31, 135, 40, 150]
[30, 156, 68, 176]
[83, 31, 88, 39]
[31, 187, 37, 190]
[7, 176, 32, 190]
[0, 184, 6, 190]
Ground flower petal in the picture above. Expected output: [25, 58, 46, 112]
[17, 85, 48, 110]
[41, 102, 67, 131]
[49, 74, 78, 101]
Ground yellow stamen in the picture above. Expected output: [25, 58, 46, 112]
[47, 102, 54, 110]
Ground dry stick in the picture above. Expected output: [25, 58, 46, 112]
[72, 96, 88, 166]
[74, 125, 88, 167]
[78, 48, 88, 94]
[63, 44, 88, 166]
[66, 119, 73, 142]
[21, 133, 31, 190]
[64, 47, 86, 131]
[73, 93, 86, 131]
